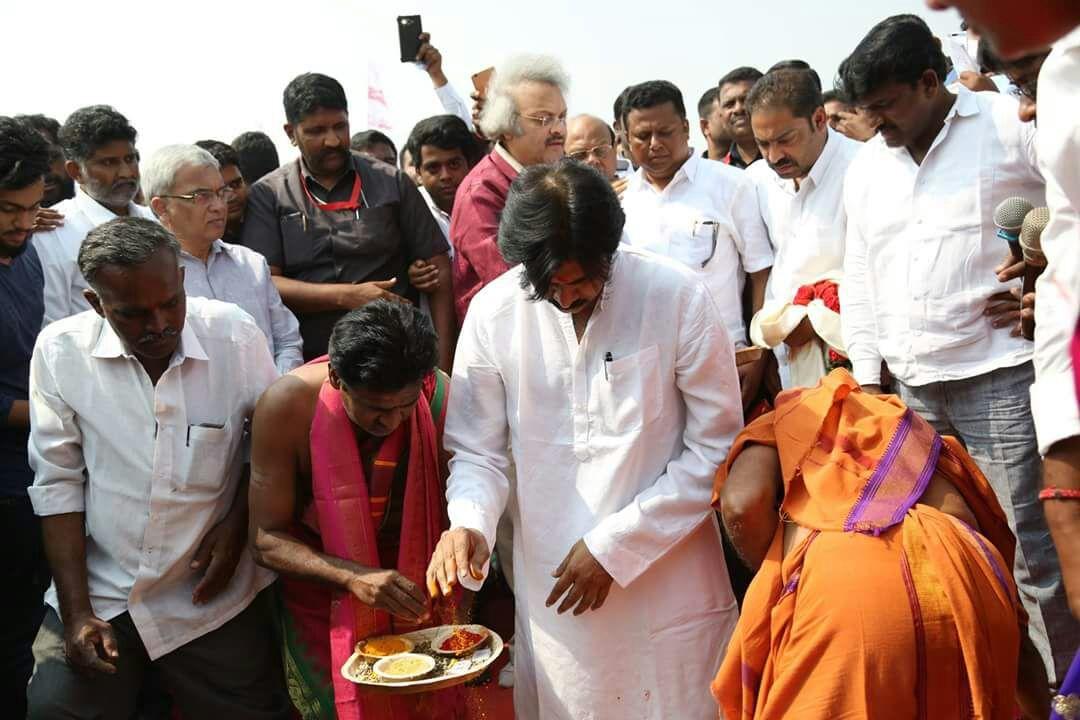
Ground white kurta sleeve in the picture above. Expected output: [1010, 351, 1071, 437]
[730, 174, 774, 274]
[27, 339, 87, 516]
[583, 284, 742, 588]
[434, 82, 474, 131]
[839, 169, 883, 386]
[261, 258, 304, 374]
[443, 307, 511, 578]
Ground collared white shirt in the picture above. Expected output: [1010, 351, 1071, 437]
[418, 186, 451, 249]
[493, 142, 525, 173]
[28, 297, 278, 659]
[1031, 26, 1080, 455]
[748, 128, 861, 303]
[34, 186, 158, 325]
[445, 246, 740, 719]
[841, 87, 1043, 387]
[180, 239, 303, 374]
[621, 150, 773, 348]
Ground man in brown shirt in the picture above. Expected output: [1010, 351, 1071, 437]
[241, 73, 454, 369]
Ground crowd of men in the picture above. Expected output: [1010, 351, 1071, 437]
[3, 2, 1080, 718]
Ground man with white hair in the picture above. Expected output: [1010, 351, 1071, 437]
[144, 145, 303, 374]
[449, 53, 568, 322]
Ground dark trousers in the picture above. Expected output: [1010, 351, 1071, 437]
[0, 495, 49, 719]
[26, 590, 291, 720]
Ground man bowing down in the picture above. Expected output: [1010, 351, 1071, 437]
[426, 160, 742, 719]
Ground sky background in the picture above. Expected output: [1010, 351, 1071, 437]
[2, 0, 966, 163]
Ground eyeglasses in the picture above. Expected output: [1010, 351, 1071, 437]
[158, 187, 234, 206]
[520, 112, 568, 129]
[566, 144, 613, 163]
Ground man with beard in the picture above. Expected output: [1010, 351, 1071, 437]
[745, 70, 861, 389]
[839, 14, 1080, 690]
[449, 54, 568, 322]
[717, 67, 764, 168]
[15, 114, 74, 207]
[33, 105, 156, 324]
[242, 73, 454, 369]
[618, 80, 773, 410]
[25, 217, 290, 720]
[0, 116, 51, 720]
[195, 140, 249, 245]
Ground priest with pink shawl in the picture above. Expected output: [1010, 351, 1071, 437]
[249, 300, 462, 720]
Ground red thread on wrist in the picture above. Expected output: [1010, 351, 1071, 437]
[1038, 486, 1080, 501]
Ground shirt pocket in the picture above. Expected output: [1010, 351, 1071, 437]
[181, 420, 238, 496]
[595, 344, 663, 435]
[331, 205, 402, 262]
[280, 212, 325, 271]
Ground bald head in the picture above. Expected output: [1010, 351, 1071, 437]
[565, 114, 617, 179]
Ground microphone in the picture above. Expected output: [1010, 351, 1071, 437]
[1019, 207, 1049, 340]
[994, 197, 1035, 264]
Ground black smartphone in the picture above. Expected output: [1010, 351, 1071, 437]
[397, 15, 423, 62]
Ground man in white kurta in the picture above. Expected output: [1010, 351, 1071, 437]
[428, 160, 742, 719]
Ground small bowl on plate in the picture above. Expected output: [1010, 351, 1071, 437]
[432, 625, 490, 657]
[356, 635, 415, 660]
[372, 653, 436, 682]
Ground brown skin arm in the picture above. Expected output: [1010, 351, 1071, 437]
[4, 399, 29, 428]
[268, 267, 407, 315]
[718, 444, 783, 571]
[248, 371, 430, 622]
[425, 253, 456, 373]
[1043, 435, 1080, 618]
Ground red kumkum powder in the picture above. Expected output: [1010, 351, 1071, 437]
[440, 628, 484, 651]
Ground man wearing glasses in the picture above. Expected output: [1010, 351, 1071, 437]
[144, 144, 303, 375]
[450, 53, 569, 323]
[195, 140, 249, 245]
[33, 105, 158, 325]
[565, 115, 628, 197]
[619, 80, 773, 411]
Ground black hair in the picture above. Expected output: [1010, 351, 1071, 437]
[976, 40, 1049, 100]
[14, 114, 61, 144]
[283, 72, 348, 126]
[399, 145, 410, 170]
[78, 217, 180, 289]
[328, 300, 438, 393]
[620, 80, 687, 129]
[613, 86, 631, 128]
[58, 105, 137, 165]
[0, 117, 52, 191]
[837, 14, 948, 103]
[747, 69, 824, 121]
[768, 60, 822, 92]
[821, 89, 845, 105]
[718, 66, 764, 94]
[498, 159, 624, 302]
[230, 131, 279, 184]
[697, 87, 719, 119]
[405, 114, 481, 170]
[194, 139, 240, 171]
[350, 129, 397, 157]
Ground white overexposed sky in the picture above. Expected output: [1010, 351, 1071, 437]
[1, 0, 965, 164]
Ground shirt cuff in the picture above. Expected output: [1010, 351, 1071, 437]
[851, 355, 883, 387]
[1031, 370, 1080, 456]
[28, 481, 86, 516]
[447, 498, 495, 592]
[583, 509, 648, 589]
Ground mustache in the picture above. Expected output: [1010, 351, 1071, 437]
[137, 327, 179, 345]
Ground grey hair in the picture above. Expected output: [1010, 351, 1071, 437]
[141, 144, 220, 210]
[78, 216, 180, 289]
[478, 54, 570, 140]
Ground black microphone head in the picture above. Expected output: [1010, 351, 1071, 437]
[994, 197, 1035, 233]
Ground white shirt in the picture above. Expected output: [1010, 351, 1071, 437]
[417, 185, 451, 249]
[34, 187, 158, 325]
[28, 297, 278, 659]
[841, 87, 1042, 387]
[434, 82, 474, 131]
[445, 247, 741, 720]
[749, 128, 861, 303]
[180, 240, 303, 374]
[1031, 26, 1080, 455]
[621, 151, 773, 348]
